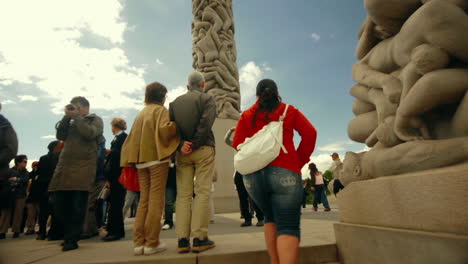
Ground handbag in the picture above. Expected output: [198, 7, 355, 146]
[234, 104, 289, 175]
[98, 185, 110, 200]
[119, 167, 140, 192]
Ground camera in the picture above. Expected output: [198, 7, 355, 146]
[65, 104, 76, 111]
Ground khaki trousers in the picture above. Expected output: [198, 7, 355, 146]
[26, 203, 40, 232]
[0, 198, 26, 233]
[134, 163, 168, 248]
[175, 146, 215, 239]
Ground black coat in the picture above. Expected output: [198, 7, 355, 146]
[35, 152, 60, 197]
[9, 167, 30, 199]
[0, 114, 18, 180]
[105, 132, 127, 184]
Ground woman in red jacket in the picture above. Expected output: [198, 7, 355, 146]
[232, 79, 317, 264]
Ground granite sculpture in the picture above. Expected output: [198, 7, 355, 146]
[342, 0, 468, 185]
[192, 0, 241, 120]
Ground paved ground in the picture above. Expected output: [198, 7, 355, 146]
[0, 200, 340, 264]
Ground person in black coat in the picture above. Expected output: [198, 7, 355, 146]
[0, 155, 29, 239]
[102, 118, 128, 242]
[35, 141, 63, 240]
[0, 105, 18, 212]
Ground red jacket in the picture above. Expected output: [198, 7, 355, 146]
[232, 102, 317, 175]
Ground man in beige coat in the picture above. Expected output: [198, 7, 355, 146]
[48, 96, 103, 251]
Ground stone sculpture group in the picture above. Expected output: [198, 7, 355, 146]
[341, 0, 468, 185]
[192, 0, 241, 120]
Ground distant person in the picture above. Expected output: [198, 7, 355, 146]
[35, 140, 63, 240]
[25, 161, 40, 235]
[162, 160, 176, 230]
[0, 155, 30, 239]
[81, 136, 106, 239]
[224, 127, 264, 227]
[302, 179, 310, 210]
[121, 82, 179, 256]
[0, 102, 18, 215]
[169, 71, 217, 253]
[309, 163, 331, 212]
[328, 152, 344, 195]
[102, 118, 128, 242]
[48, 96, 103, 251]
[232, 79, 317, 264]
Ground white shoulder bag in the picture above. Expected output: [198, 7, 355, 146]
[234, 104, 289, 175]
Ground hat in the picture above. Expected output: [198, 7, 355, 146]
[32, 161, 39, 167]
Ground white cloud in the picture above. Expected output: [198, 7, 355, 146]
[156, 58, 164, 65]
[0, 0, 146, 114]
[40, 135, 56, 140]
[164, 86, 187, 108]
[301, 153, 338, 179]
[18, 95, 38, 102]
[1, 99, 16, 105]
[310, 33, 321, 41]
[239, 61, 263, 110]
[317, 141, 354, 152]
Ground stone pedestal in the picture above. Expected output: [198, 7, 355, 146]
[334, 163, 468, 264]
[212, 118, 238, 213]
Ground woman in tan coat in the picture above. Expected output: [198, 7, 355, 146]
[121, 82, 180, 256]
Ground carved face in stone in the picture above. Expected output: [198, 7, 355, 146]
[340, 152, 364, 186]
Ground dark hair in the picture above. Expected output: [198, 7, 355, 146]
[252, 79, 282, 127]
[308, 163, 318, 176]
[14, 155, 27, 165]
[70, 96, 90, 107]
[145, 82, 167, 104]
[47, 140, 60, 152]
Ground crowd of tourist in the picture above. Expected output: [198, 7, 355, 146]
[0, 71, 342, 263]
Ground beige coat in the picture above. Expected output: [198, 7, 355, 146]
[121, 104, 180, 167]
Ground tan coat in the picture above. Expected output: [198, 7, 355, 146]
[121, 104, 180, 167]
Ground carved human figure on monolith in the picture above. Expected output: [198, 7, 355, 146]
[192, 0, 241, 119]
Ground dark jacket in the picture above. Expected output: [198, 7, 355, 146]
[49, 113, 104, 192]
[95, 137, 106, 182]
[105, 132, 127, 183]
[169, 88, 217, 150]
[0, 114, 18, 180]
[9, 167, 30, 199]
[27, 169, 41, 203]
[35, 151, 60, 196]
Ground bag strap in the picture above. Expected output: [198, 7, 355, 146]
[280, 104, 289, 121]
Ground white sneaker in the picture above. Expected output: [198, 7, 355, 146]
[134, 246, 144, 256]
[144, 242, 167, 255]
[162, 224, 171, 230]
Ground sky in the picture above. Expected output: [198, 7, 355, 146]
[0, 0, 369, 176]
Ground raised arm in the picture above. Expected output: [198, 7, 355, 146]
[55, 116, 71, 141]
[73, 115, 103, 141]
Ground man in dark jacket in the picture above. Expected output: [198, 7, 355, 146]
[0, 103, 18, 211]
[0, 155, 29, 239]
[81, 136, 106, 239]
[48, 96, 103, 251]
[102, 118, 128, 242]
[169, 71, 217, 253]
[35, 140, 62, 240]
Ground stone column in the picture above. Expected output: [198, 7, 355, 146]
[191, 0, 241, 213]
[192, 0, 241, 120]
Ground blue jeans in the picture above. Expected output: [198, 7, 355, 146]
[312, 185, 330, 209]
[243, 166, 302, 238]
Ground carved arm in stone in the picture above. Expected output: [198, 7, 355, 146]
[340, 136, 468, 186]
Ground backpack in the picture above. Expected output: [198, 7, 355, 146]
[234, 104, 289, 175]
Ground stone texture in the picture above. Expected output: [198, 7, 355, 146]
[192, 0, 241, 120]
[343, 0, 468, 185]
[334, 223, 468, 264]
[337, 164, 468, 236]
[212, 118, 238, 213]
